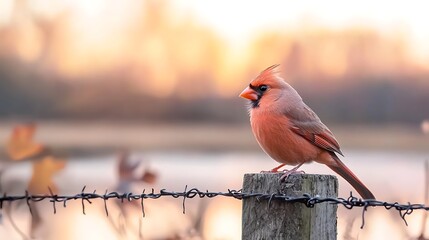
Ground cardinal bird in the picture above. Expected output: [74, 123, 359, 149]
[239, 65, 375, 200]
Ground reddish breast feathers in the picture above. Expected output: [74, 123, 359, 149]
[250, 111, 321, 166]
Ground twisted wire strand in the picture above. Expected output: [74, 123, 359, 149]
[1, 186, 427, 228]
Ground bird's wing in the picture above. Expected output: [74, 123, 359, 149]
[286, 105, 344, 156]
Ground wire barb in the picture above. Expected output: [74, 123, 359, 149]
[1, 187, 429, 228]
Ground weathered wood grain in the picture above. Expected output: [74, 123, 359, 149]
[242, 173, 338, 240]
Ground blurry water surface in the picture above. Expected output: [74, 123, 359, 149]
[1, 149, 428, 239]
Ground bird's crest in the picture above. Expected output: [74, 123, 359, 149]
[251, 64, 282, 86]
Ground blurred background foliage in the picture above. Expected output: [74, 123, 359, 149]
[0, 0, 428, 124]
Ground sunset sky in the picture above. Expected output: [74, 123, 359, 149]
[175, 0, 429, 67]
[1, 0, 429, 49]
[0, 0, 428, 98]
[175, 1, 429, 43]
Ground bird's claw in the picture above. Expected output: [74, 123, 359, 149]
[279, 169, 305, 182]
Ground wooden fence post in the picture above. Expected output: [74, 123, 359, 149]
[242, 173, 338, 240]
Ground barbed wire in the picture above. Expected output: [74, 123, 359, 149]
[0, 186, 427, 228]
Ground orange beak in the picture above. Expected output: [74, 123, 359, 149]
[239, 87, 259, 101]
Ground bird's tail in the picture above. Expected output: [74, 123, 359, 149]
[327, 153, 376, 200]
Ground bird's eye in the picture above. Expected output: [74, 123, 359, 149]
[259, 85, 268, 92]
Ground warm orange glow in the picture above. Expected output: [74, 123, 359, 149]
[14, 21, 43, 62]
[422, 120, 429, 134]
[0, 0, 428, 99]
[68, 208, 117, 240]
[317, 40, 348, 78]
[202, 198, 241, 240]
[366, 211, 408, 239]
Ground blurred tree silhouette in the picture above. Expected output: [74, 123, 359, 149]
[0, 0, 428, 124]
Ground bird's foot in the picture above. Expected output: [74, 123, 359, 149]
[279, 163, 305, 182]
[279, 169, 305, 182]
